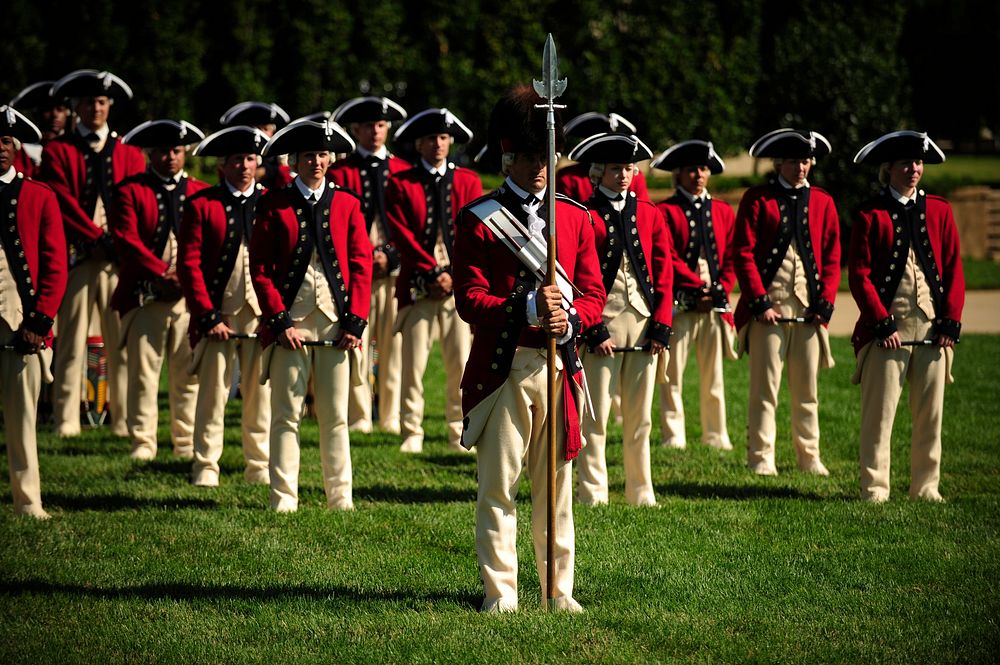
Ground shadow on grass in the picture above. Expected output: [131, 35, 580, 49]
[656, 481, 825, 501]
[124, 459, 193, 478]
[0, 578, 480, 610]
[356, 483, 476, 504]
[422, 453, 476, 468]
[41, 493, 218, 512]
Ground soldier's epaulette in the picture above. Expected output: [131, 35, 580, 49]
[188, 186, 217, 203]
[924, 192, 949, 204]
[555, 193, 589, 211]
[332, 182, 362, 202]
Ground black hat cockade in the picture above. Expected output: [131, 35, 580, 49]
[568, 132, 653, 165]
[749, 128, 831, 159]
[853, 130, 945, 165]
[219, 101, 290, 129]
[122, 119, 205, 148]
[261, 118, 355, 158]
[332, 96, 407, 125]
[651, 139, 725, 174]
[193, 126, 270, 157]
[51, 69, 133, 101]
[564, 111, 637, 141]
[393, 108, 473, 144]
[0, 105, 43, 144]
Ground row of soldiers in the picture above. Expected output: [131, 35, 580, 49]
[2, 71, 964, 611]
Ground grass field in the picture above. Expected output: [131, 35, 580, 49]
[2, 337, 999, 663]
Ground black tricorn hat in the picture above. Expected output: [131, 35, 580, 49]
[193, 126, 270, 157]
[51, 69, 133, 101]
[292, 111, 332, 124]
[564, 111, 637, 141]
[261, 118, 355, 157]
[333, 96, 407, 124]
[650, 139, 726, 174]
[219, 101, 290, 128]
[10, 81, 65, 110]
[394, 108, 473, 144]
[122, 119, 205, 148]
[568, 132, 653, 164]
[853, 130, 945, 165]
[749, 128, 831, 159]
[0, 106, 42, 143]
[487, 84, 564, 162]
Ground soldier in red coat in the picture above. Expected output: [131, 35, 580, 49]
[385, 108, 483, 453]
[849, 131, 963, 502]
[250, 119, 372, 512]
[734, 129, 840, 476]
[9, 81, 71, 177]
[180, 126, 272, 487]
[109, 120, 209, 460]
[1, 107, 68, 518]
[555, 111, 649, 203]
[38, 69, 145, 438]
[571, 133, 672, 507]
[327, 96, 411, 435]
[453, 86, 606, 613]
[651, 140, 737, 451]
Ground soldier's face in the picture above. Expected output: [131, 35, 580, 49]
[508, 152, 546, 193]
[297, 150, 331, 183]
[416, 133, 452, 166]
[76, 96, 111, 130]
[42, 104, 70, 136]
[221, 153, 258, 190]
[888, 158, 923, 195]
[778, 158, 811, 186]
[149, 146, 186, 178]
[601, 163, 634, 193]
[678, 165, 710, 195]
[352, 120, 389, 152]
[0, 136, 16, 171]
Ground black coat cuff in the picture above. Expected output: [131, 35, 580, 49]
[935, 318, 961, 342]
[266, 310, 293, 335]
[582, 323, 610, 350]
[341, 312, 367, 338]
[873, 315, 897, 340]
[647, 321, 672, 349]
[197, 310, 224, 335]
[673, 288, 701, 313]
[23, 310, 55, 336]
[749, 293, 773, 317]
[378, 243, 400, 273]
[809, 297, 834, 322]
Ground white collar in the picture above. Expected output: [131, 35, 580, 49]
[505, 177, 544, 205]
[78, 124, 110, 141]
[357, 145, 388, 160]
[0, 166, 16, 184]
[421, 158, 448, 177]
[677, 185, 709, 204]
[225, 179, 256, 197]
[151, 168, 184, 185]
[778, 174, 808, 190]
[294, 177, 325, 201]
[889, 185, 917, 206]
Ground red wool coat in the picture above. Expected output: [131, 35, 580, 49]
[385, 164, 483, 307]
[657, 194, 737, 327]
[0, 173, 68, 340]
[732, 182, 840, 331]
[585, 190, 674, 345]
[108, 173, 209, 314]
[453, 184, 606, 415]
[38, 133, 146, 244]
[250, 182, 373, 348]
[178, 183, 266, 346]
[848, 190, 964, 353]
[555, 162, 649, 204]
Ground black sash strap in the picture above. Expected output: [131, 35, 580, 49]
[419, 167, 455, 263]
[0, 177, 38, 314]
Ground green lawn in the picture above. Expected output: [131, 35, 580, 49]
[2, 337, 999, 663]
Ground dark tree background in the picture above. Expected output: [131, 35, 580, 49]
[3, 0, 996, 215]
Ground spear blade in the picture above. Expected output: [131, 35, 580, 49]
[533, 33, 567, 101]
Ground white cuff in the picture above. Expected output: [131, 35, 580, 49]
[526, 289, 541, 326]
